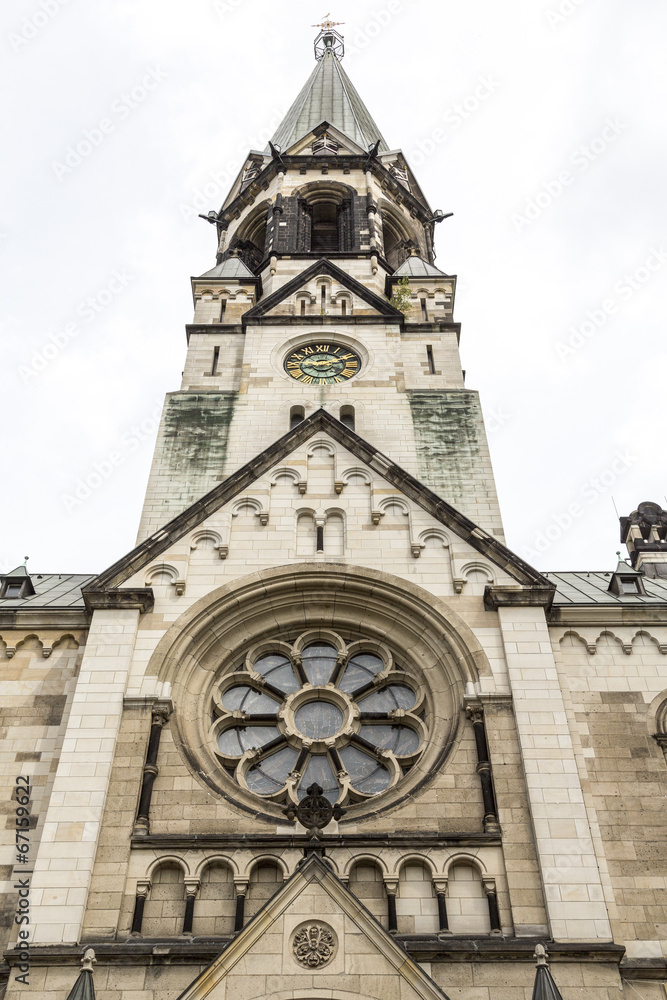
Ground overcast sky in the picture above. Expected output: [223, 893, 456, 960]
[1, 0, 665, 576]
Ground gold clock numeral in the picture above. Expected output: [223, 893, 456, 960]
[300, 374, 314, 384]
[342, 368, 355, 378]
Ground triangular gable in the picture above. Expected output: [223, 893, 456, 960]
[176, 855, 451, 1000]
[285, 120, 368, 157]
[87, 409, 552, 594]
[243, 259, 404, 324]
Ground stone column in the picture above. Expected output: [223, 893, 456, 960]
[483, 878, 502, 936]
[465, 704, 500, 832]
[133, 703, 171, 836]
[234, 878, 248, 931]
[28, 607, 142, 944]
[433, 876, 451, 935]
[496, 604, 612, 942]
[131, 879, 151, 935]
[182, 878, 200, 935]
[384, 877, 398, 933]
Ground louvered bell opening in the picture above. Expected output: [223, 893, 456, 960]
[311, 203, 339, 253]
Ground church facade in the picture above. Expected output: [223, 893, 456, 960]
[2, 23, 667, 1000]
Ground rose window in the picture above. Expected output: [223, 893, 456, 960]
[211, 630, 426, 806]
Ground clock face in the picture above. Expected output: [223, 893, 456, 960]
[284, 343, 361, 384]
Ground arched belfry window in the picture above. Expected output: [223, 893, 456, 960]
[382, 211, 417, 271]
[234, 204, 269, 270]
[312, 202, 339, 252]
[297, 189, 353, 254]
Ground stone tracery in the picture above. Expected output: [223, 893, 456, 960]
[212, 629, 426, 806]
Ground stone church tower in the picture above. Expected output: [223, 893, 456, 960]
[2, 22, 667, 1000]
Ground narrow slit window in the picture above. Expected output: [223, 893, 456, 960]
[300, 299, 306, 316]
[316, 525, 325, 552]
[421, 298, 428, 321]
[211, 346, 220, 376]
[290, 405, 305, 430]
[220, 299, 227, 322]
[321, 285, 327, 307]
[340, 406, 355, 431]
[426, 345, 435, 374]
[341, 299, 347, 316]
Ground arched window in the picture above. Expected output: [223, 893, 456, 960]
[382, 212, 416, 270]
[340, 405, 355, 431]
[235, 205, 269, 269]
[142, 864, 186, 937]
[290, 405, 305, 430]
[396, 862, 438, 934]
[349, 861, 388, 928]
[447, 863, 491, 934]
[312, 202, 339, 253]
[297, 191, 353, 254]
[245, 861, 283, 920]
[324, 513, 344, 556]
[192, 862, 236, 936]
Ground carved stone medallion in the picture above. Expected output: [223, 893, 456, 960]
[292, 921, 337, 968]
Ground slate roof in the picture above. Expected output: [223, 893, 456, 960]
[0, 574, 94, 608]
[269, 48, 389, 154]
[546, 571, 667, 605]
[198, 257, 256, 280]
[394, 256, 449, 278]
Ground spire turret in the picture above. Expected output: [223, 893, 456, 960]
[269, 23, 388, 154]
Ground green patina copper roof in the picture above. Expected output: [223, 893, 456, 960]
[394, 256, 448, 278]
[269, 48, 388, 154]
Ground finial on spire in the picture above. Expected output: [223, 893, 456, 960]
[313, 13, 345, 61]
[312, 13, 345, 31]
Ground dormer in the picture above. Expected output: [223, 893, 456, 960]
[0, 563, 35, 600]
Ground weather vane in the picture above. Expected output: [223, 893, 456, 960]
[312, 13, 345, 31]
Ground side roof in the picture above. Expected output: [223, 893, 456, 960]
[0, 574, 94, 609]
[546, 571, 667, 605]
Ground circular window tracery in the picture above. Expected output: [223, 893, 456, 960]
[211, 631, 426, 807]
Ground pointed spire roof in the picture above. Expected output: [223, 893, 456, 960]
[269, 41, 388, 154]
[65, 950, 96, 1000]
[394, 255, 449, 278]
[531, 945, 564, 1000]
[199, 256, 255, 280]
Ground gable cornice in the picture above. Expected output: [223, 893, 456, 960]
[242, 257, 404, 325]
[86, 409, 552, 595]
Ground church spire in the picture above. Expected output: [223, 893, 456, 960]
[269, 21, 388, 155]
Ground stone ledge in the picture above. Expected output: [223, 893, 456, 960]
[483, 586, 555, 611]
[83, 588, 154, 613]
[129, 832, 502, 851]
[5, 938, 626, 968]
